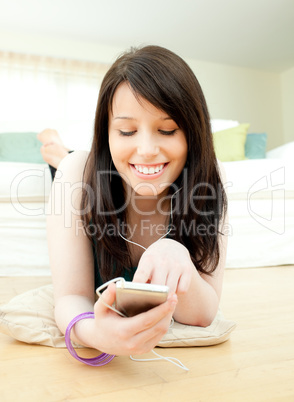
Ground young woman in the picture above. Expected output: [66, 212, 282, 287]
[46, 45, 228, 361]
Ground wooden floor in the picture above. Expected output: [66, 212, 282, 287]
[1, 266, 294, 401]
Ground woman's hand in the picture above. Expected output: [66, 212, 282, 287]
[133, 239, 195, 295]
[91, 283, 177, 355]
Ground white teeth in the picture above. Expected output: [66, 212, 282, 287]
[134, 164, 165, 175]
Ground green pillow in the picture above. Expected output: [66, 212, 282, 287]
[245, 133, 267, 159]
[213, 124, 250, 162]
[0, 132, 44, 163]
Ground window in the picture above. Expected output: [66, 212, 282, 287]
[0, 52, 109, 150]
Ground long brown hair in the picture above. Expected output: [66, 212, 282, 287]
[81, 45, 227, 286]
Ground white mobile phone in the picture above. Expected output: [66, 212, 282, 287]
[115, 281, 169, 317]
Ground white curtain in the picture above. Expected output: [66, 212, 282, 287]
[0, 52, 110, 150]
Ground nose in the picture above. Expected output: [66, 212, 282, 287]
[137, 133, 159, 159]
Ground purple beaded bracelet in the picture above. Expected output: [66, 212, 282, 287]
[65, 312, 115, 366]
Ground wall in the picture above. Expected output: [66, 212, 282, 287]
[187, 59, 283, 150]
[0, 30, 286, 150]
[281, 67, 294, 144]
[0, 30, 123, 64]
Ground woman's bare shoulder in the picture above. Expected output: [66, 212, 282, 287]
[55, 150, 89, 183]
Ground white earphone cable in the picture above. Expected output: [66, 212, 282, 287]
[118, 187, 182, 248]
[95, 188, 189, 371]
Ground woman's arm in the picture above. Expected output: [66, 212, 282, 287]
[133, 234, 227, 327]
[47, 151, 178, 354]
[47, 151, 97, 346]
[173, 196, 228, 326]
[173, 224, 227, 326]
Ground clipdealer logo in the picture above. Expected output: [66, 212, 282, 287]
[247, 167, 285, 235]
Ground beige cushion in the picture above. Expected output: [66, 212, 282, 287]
[0, 284, 236, 348]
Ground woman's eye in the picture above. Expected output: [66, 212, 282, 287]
[159, 129, 177, 135]
[119, 130, 136, 136]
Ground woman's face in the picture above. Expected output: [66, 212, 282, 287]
[108, 82, 187, 198]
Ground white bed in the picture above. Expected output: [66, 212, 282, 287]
[0, 147, 294, 276]
[224, 157, 294, 267]
[0, 162, 51, 276]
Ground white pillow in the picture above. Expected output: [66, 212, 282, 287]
[210, 119, 239, 133]
[266, 141, 294, 160]
[0, 161, 52, 201]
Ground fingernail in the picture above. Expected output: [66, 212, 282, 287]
[168, 294, 178, 304]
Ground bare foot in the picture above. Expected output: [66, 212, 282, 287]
[40, 143, 69, 168]
[37, 129, 71, 167]
[37, 129, 67, 148]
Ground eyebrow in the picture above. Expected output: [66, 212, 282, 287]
[113, 116, 173, 121]
[113, 116, 136, 121]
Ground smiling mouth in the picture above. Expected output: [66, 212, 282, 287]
[132, 163, 168, 175]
